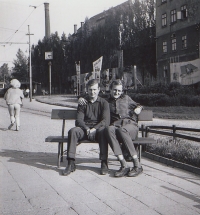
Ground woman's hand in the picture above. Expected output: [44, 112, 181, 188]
[78, 97, 88, 105]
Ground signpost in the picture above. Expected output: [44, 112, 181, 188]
[75, 61, 80, 95]
[45, 51, 53, 95]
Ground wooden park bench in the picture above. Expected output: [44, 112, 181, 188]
[45, 109, 156, 167]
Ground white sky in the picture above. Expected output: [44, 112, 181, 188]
[0, 0, 127, 69]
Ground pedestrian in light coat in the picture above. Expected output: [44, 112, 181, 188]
[4, 79, 24, 131]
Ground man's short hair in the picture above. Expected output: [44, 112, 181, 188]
[86, 79, 100, 88]
[110, 79, 124, 90]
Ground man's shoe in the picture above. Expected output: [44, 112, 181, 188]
[128, 166, 143, 177]
[114, 167, 130, 177]
[8, 123, 14, 130]
[100, 160, 108, 175]
[62, 163, 76, 176]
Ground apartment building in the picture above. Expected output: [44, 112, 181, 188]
[156, 0, 200, 85]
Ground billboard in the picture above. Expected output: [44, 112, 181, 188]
[93, 56, 103, 82]
[170, 58, 200, 85]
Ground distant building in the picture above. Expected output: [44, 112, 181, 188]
[156, 0, 200, 84]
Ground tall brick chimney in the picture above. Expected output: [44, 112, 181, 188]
[44, 3, 50, 39]
[74, 24, 77, 34]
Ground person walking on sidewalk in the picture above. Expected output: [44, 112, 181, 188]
[4, 79, 24, 131]
[62, 79, 110, 176]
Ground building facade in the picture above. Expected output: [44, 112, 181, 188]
[156, 0, 200, 84]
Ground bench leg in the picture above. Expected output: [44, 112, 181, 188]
[138, 145, 142, 163]
[61, 142, 64, 162]
[57, 142, 61, 168]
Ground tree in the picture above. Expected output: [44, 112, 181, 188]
[12, 49, 28, 81]
[31, 1, 157, 93]
[0, 63, 10, 82]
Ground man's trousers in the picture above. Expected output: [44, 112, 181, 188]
[67, 126, 108, 160]
[105, 123, 138, 157]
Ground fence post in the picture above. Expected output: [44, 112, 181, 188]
[143, 126, 149, 152]
[172, 125, 176, 144]
[145, 126, 149, 137]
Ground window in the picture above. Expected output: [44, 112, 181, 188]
[162, 0, 167, 3]
[181, 5, 188, 19]
[182, 35, 187, 49]
[172, 38, 177, 51]
[162, 13, 167, 27]
[171, 9, 177, 23]
[163, 41, 167, 53]
[163, 65, 167, 78]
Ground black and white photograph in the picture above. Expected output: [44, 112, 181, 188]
[0, 0, 200, 214]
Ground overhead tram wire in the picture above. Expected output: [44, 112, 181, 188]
[4, 7, 36, 43]
[1, 2, 42, 44]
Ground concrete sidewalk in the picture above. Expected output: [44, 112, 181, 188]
[0, 98, 200, 215]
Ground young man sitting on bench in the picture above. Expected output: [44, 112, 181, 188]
[62, 79, 110, 176]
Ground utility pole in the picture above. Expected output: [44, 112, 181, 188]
[26, 25, 34, 102]
[118, 20, 124, 80]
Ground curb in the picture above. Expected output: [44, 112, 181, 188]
[35, 98, 77, 109]
[143, 151, 200, 176]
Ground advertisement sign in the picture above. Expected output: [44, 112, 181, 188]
[93, 56, 103, 81]
[170, 58, 200, 85]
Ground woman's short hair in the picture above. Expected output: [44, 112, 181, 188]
[86, 79, 100, 88]
[10, 79, 21, 88]
[110, 79, 124, 90]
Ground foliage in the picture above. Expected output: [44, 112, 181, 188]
[129, 93, 170, 106]
[0, 63, 11, 82]
[12, 49, 28, 82]
[129, 93, 200, 106]
[30, 0, 156, 94]
[146, 137, 200, 168]
[130, 81, 200, 95]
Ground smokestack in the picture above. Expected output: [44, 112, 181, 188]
[74, 24, 77, 34]
[81, 22, 84, 29]
[44, 3, 50, 39]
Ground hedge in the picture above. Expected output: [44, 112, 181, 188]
[129, 93, 200, 106]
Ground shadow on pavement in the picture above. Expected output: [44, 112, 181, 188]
[161, 185, 200, 209]
[0, 128, 8, 131]
[0, 149, 117, 175]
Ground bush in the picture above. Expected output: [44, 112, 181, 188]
[129, 93, 168, 106]
[146, 138, 200, 168]
[127, 81, 200, 106]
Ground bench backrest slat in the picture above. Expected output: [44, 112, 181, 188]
[51, 109, 77, 119]
[51, 109, 153, 121]
[138, 110, 153, 121]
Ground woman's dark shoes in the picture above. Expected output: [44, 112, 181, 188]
[62, 163, 76, 176]
[100, 160, 108, 175]
[128, 166, 143, 177]
[114, 167, 130, 177]
[8, 123, 14, 130]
